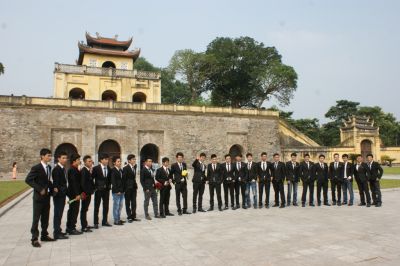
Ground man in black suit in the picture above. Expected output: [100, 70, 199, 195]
[140, 158, 160, 220]
[257, 152, 272, 208]
[329, 153, 344, 206]
[51, 151, 69, 240]
[206, 154, 223, 211]
[285, 153, 300, 206]
[366, 154, 384, 207]
[170, 152, 191, 215]
[341, 154, 355, 206]
[234, 154, 248, 209]
[354, 154, 371, 207]
[66, 153, 83, 235]
[313, 154, 330, 206]
[156, 157, 174, 218]
[123, 154, 140, 223]
[221, 154, 235, 210]
[271, 153, 286, 208]
[192, 153, 207, 213]
[299, 154, 315, 207]
[245, 153, 258, 209]
[80, 155, 95, 232]
[25, 148, 55, 247]
[92, 153, 112, 228]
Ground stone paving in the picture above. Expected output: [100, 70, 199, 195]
[0, 184, 399, 266]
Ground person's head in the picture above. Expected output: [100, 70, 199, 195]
[12, 162, 17, 168]
[144, 157, 153, 168]
[319, 154, 325, 163]
[83, 155, 92, 168]
[291, 153, 297, 162]
[162, 157, 170, 167]
[70, 153, 81, 167]
[246, 153, 253, 162]
[127, 154, 136, 166]
[235, 154, 242, 162]
[57, 151, 68, 167]
[40, 148, 52, 163]
[333, 153, 340, 162]
[304, 154, 310, 162]
[176, 152, 184, 163]
[356, 154, 363, 163]
[342, 154, 349, 163]
[199, 152, 206, 162]
[367, 153, 374, 162]
[98, 153, 109, 166]
[112, 155, 121, 168]
[261, 152, 267, 161]
[273, 153, 280, 162]
[211, 154, 218, 164]
[225, 154, 231, 163]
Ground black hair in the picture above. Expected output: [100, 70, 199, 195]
[83, 155, 91, 162]
[176, 152, 184, 158]
[200, 152, 206, 157]
[367, 153, 373, 158]
[70, 153, 81, 164]
[319, 154, 325, 159]
[57, 151, 68, 158]
[127, 154, 136, 161]
[98, 153, 109, 161]
[162, 157, 169, 163]
[273, 153, 280, 157]
[342, 154, 349, 159]
[211, 154, 217, 159]
[224, 154, 231, 159]
[112, 155, 121, 163]
[261, 152, 267, 156]
[304, 153, 310, 158]
[246, 153, 253, 157]
[40, 148, 52, 157]
[291, 153, 297, 157]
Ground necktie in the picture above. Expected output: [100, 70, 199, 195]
[213, 164, 216, 171]
[103, 167, 107, 177]
[237, 163, 240, 170]
[321, 163, 324, 169]
[132, 166, 135, 175]
[262, 162, 266, 171]
[47, 165, 51, 181]
[344, 163, 347, 177]
[275, 162, 277, 169]
[307, 162, 309, 169]
[369, 163, 372, 169]
[335, 162, 338, 170]
[292, 163, 295, 170]
[228, 164, 230, 172]
[179, 163, 182, 171]
[248, 163, 251, 170]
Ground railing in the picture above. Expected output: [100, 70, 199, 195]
[54, 63, 160, 80]
[0, 95, 279, 118]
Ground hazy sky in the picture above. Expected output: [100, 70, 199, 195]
[1, 0, 399, 122]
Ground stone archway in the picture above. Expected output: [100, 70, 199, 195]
[140, 143, 159, 170]
[361, 139, 372, 159]
[229, 144, 244, 162]
[98, 139, 121, 166]
[102, 90, 117, 101]
[54, 143, 78, 165]
[132, 92, 147, 103]
[102, 61, 116, 68]
[69, 88, 85, 99]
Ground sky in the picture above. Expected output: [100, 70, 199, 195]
[1, 0, 399, 122]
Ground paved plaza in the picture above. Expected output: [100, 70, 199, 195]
[0, 184, 399, 266]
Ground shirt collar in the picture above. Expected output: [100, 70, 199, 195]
[41, 161, 48, 169]
[57, 162, 64, 169]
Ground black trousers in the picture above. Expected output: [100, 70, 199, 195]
[356, 179, 371, 204]
[53, 195, 66, 235]
[369, 179, 382, 204]
[331, 179, 342, 203]
[223, 182, 235, 207]
[193, 182, 205, 210]
[316, 179, 329, 204]
[31, 197, 50, 241]
[124, 188, 137, 219]
[80, 194, 92, 229]
[94, 189, 110, 225]
[159, 187, 171, 215]
[272, 179, 285, 205]
[301, 179, 315, 204]
[258, 181, 271, 206]
[175, 183, 188, 212]
[235, 181, 247, 206]
[209, 183, 222, 208]
[66, 198, 80, 231]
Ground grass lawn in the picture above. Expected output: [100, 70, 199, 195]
[380, 179, 400, 189]
[0, 180, 29, 206]
[383, 167, 400, 175]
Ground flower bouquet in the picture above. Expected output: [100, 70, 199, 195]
[68, 192, 87, 204]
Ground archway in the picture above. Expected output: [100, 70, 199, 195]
[69, 88, 85, 99]
[229, 144, 244, 162]
[140, 143, 159, 170]
[361, 139, 372, 160]
[98, 139, 121, 166]
[101, 90, 117, 101]
[54, 143, 78, 165]
[132, 92, 147, 103]
[102, 61, 116, 68]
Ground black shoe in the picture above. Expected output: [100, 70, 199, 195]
[224, 206, 229, 210]
[81, 228, 93, 233]
[218, 207, 223, 211]
[165, 213, 174, 217]
[279, 205, 285, 208]
[183, 211, 191, 215]
[132, 218, 141, 221]
[317, 202, 322, 206]
[324, 203, 331, 206]
[86, 225, 95, 229]
[102, 222, 112, 227]
[67, 229, 82, 235]
[358, 203, 364, 206]
[128, 219, 133, 223]
[338, 202, 342, 206]
[258, 204, 263, 209]
[114, 221, 123, 225]
[266, 205, 270, 209]
[272, 204, 279, 207]
[192, 209, 197, 214]
[309, 203, 315, 207]
[332, 201, 337, 206]
[198, 209, 206, 212]
[293, 203, 298, 206]
[160, 215, 166, 218]
[41, 235, 56, 242]
[120, 220, 126, 224]
[54, 234, 69, 240]
[371, 202, 376, 205]
[348, 203, 353, 206]
[302, 203, 305, 207]
[207, 207, 214, 211]
[178, 211, 182, 216]
[31, 240, 41, 248]
[93, 224, 99, 229]
[375, 203, 382, 207]
[232, 206, 237, 210]
[243, 206, 247, 209]
[342, 202, 347, 205]
[145, 215, 152, 220]
[366, 203, 371, 207]
[155, 215, 162, 218]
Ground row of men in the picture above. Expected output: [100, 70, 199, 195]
[25, 149, 383, 247]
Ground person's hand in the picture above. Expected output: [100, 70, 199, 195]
[287, 181, 291, 184]
[117, 192, 121, 195]
[40, 189, 46, 196]
[75, 195, 81, 200]
[54, 188, 59, 193]
[206, 181, 209, 185]
[181, 178, 185, 182]
[146, 189, 149, 193]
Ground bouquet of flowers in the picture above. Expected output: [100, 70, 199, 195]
[182, 170, 188, 177]
[154, 182, 162, 196]
[68, 192, 87, 204]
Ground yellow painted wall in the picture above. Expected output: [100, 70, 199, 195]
[81, 54, 134, 70]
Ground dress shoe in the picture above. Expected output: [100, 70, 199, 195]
[54, 234, 69, 240]
[120, 220, 126, 224]
[160, 215, 166, 218]
[66, 229, 82, 235]
[198, 209, 206, 212]
[324, 203, 331, 206]
[132, 218, 141, 221]
[338, 202, 342, 206]
[243, 206, 247, 209]
[145, 215, 152, 220]
[366, 203, 371, 207]
[317, 202, 322, 206]
[302, 203, 306, 207]
[371, 202, 376, 205]
[128, 219, 133, 223]
[192, 209, 197, 214]
[258, 204, 263, 209]
[218, 207, 223, 211]
[41, 235, 55, 242]
[183, 211, 191, 215]
[342, 202, 347, 205]
[348, 203, 353, 206]
[272, 204, 279, 207]
[102, 222, 112, 227]
[165, 213, 174, 217]
[114, 221, 123, 225]
[309, 203, 315, 207]
[155, 215, 162, 218]
[332, 201, 337, 206]
[178, 211, 182, 216]
[93, 224, 99, 229]
[358, 203, 365, 206]
[232, 206, 237, 210]
[61, 232, 68, 236]
[375, 203, 382, 207]
[31, 240, 41, 248]
[86, 225, 95, 229]
[207, 207, 214, 211]
[81, 228, 93, 233]
[224, 206, 229, 210]
[293, 203, 299, 206]
[279, 205, 285, 208]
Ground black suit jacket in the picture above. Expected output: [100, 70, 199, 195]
[299, 161, 314, 182]
[233, 161, 248, 183]
[92, 164, 111, 191]
[111, 167, 124, 193]
[367, 161, 383, 181]
[221, 162, 235, 183]
[67, 167, 81, 198]
[257, 161, 271, 183]
[170, 162, 188, 185]
[192, 159, 206, 184]
[354, 163, 369, 183]
[25, 163, 52, 201]
[207, 163, 223, 184]
[140, 166, 155, 190]
[246, 161, 258, 182]
[285, 161, 300, 182]
[329, 162, 344, 181]
[271, 161, 286, 182]
[155, 166, 172, 189]
[122, 164, 138, 190]
[313, 163, 329, 182]
[81, 167, 95, 195]
[51, 164, 67, 197]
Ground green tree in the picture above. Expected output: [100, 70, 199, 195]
[0, 62, 4, 75]
[133, 57, 159, 72]
[325, 100, 360, 122]
[160, 69, 192, 105]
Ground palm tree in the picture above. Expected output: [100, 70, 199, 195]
[0, 63, 4, 75]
